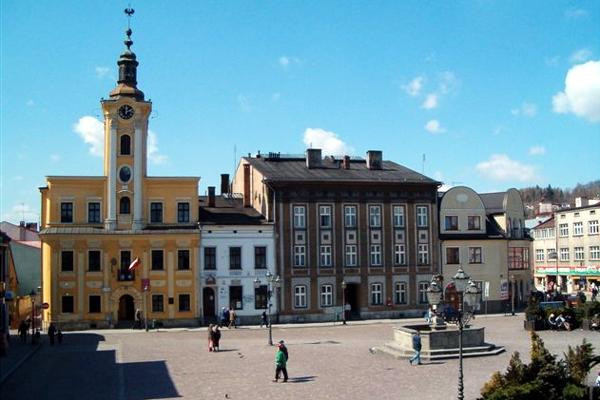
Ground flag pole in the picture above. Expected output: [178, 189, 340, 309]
[144, 288, 148, 332]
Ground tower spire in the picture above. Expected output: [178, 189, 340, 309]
[109, 6, 145, 101]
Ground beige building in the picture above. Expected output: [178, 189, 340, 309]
[439, 187, 532, 312]
[39, 24, 200, 329]
[533, 202, 600, 293]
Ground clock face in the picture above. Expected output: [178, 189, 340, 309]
[119, 166, 132, 183]
[118, 105, 135, 120]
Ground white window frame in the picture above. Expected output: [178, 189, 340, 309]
[574, 246, 584, 261]
[320, 245, 332, 267]
[293, 205, 306, 228]
[589, 220, 599, 235]
[468, 215, 481, 230]
[319, 205, 332, 228]
[370, 244, 382, 266]
[590, 246, 600, 260]
[547, 248, 556, 260]
[418, 281, 429, 304]
[445, 215, 458, 230]
[416, 206, 428, 227]
[371, 283, 383, 305]
[469, 247, 483, 264]
[393, 205, 405, 228]
[369, 205, 382, 228]
[418, 244, 429, 265]
[394, 282, 407, 305]
[394, 244, 406, 265]
[294, 285, 307, 308]
[345, 245, 357, 267]
[320, 284, 333, 307]
[294, 245, 306, 267]
[560, 247, 569, 261]
[344, 205, 357, 228]
[559, 223, 568, 237]
[535, 249, 544, 262]
[573, 222, 583, 236]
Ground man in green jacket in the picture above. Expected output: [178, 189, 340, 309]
[273, 343, 288, 382]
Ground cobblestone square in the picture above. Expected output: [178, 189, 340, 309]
[2, 314, 600, 400]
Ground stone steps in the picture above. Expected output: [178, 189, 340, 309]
[371, 342, 505, 360]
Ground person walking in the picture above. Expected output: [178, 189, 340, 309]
[135, 309, 142, 330]
[273, 342, 288, 383]
[261, 311, 268, 328]
[592, 284, 598, 302]
[207, 324, 214, 352]
[212, 325, 221, 352]
[18, 320, 28, 343]
[278, 340, 289, 362]
[221, 307, 229, 328]
[409, 331, 422, 365]
[229, 308, 237, 329]
[48, 323, 57, 346]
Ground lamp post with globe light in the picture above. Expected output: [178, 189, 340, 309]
[341, 280, 347, 325]
[255, 272, 281, 346]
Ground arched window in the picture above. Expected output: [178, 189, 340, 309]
[120, 197, 131, 214]
[120, 134, 131, 155]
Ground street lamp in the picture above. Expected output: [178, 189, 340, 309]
[260, 272, 281, 346]
[29, 289, 36, 344]
[341, 280, 347, 325]
[510, 275, 516, 316]
[427, 268, 481, 400]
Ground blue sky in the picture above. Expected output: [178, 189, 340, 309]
[1, 1, 599, 224]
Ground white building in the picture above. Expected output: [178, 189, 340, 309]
[198, 189, 276, 325]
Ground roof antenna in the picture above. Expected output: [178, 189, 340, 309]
[422, 153, 426, 174]
[233, 145, 237, 174]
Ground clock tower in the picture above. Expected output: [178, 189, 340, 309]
[101, 8, 151, 231]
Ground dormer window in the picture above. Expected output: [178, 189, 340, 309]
[120, 134, 131, 155]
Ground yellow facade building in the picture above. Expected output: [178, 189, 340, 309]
[39, 24, 200, 329]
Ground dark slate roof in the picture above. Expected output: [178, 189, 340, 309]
[199, 195, 268, 225]
[480, 192, 506, 214]
[532, 216, 555, 230]
[242, 156, 440, 185]
[439, 215, 507, 240]
[40, 226, 199, 235]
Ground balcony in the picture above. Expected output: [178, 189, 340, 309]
[117, 269, 135, 282]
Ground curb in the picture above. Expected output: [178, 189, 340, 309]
[0, 343, 42, 385]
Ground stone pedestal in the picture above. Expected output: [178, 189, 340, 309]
[371, 324, 504, 360]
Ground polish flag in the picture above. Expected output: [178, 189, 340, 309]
[128, 257, 141, 271]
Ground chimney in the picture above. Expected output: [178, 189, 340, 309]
[208, 186, 216, 207]
[366, 150, 382, 170]
[19, 221, 26, 241]
[243, 164, 251, 207]
[306, 148, 322, 169]
[343, 155, 351, 170]
[220, 174, 230, 195]
[575, 197, 588, 208]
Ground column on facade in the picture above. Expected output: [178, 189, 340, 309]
[133, 124, 143, 230]
[105, 122, 117, 230]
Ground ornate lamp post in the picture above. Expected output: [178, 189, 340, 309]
[257, 272, 281, 346]
[510, 274, 516, 316]
[341, 280, 347, 325]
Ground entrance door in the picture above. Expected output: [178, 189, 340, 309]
[203, 287, 216, 319]
[118, 295, 135, 321]
[345, 283, 360, 319]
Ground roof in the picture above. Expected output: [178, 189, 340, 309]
[531, 216, 555, 230]
[556, 202, 600, 214]
[40, 226, 199, 235]
[0, 221, 40, 242]
[242, 156, 440, 185]
[199, 196, 268, 225]
[480, 192, 506, 214]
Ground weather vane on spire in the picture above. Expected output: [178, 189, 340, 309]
[124, 5, 135, 29]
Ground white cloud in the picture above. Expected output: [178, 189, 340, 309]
[424, 119, 445, 134]
[438, 71, 458, 94]
[422, 93, 438, 110]
[475, 154, 537, 182]
[570, 48, 593, 64]
[511, 102, 537, 117]
[552, 60, 600, 122]
[1, 203, 38, 224]
[529, 146, 546, 156]
[302, 128, 353, 155]
[95, 66, 110, 79]
[50, 154, 61, 162]
[237, 94, 253, 112]
[278, 56, 300, 69]
[73, 116, 104, 156]
[148, 131, 168, 165]
[26, 99, 35, 107]
[403, 76, 424, 97]
[564, 8, 587, 19]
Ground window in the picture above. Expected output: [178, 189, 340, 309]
[89, 295, 101, 313]
[120, 134, 131, 155]
[469, 247, 483, 264]
[88, 250, 101, 272]
[345, 245, 357, 266]
[61, 250, 74, 272]
[119, 166, 132, 183]
[416, 206, 428, 227]
[204, 247, 216, 270]
[394, 244, 406, 265]
[468, 216, 481, 230]
[445, 216, 458, 230]
[254, 246, 267, 269]
[370, 245, 381, 266]
[62, 296, 74, 313]
[418, 282, 429, 304]
[574, 222, 583, 236]
[230, 286, 243, 309]
[589, 220, 599, 235]
[418, 244, 429, 265]
[320, 245, 332, 267]
[446, 247, 460, 264]
[560, 247, 569, 261]
[60, 202, 73, 223]
[177, 202, 190, 223]
[574, 247, 584, 261]
[320, 284, 333, 307]
[508, 247, 529, 270]
[151, 250, 164, 270]
[119, 197, 130, 214]
[177, 250, 190, 270]
[178, 294, 191, 312]
[371, 283, 383, 305]
[393, 205, 405, 227]
[152, 295, 164, 312]
[559, 223, 568, 237]
[294, 285, 307, 308]
[590, 246, 600, 260]
[548, 228, 555, 238]
[535, 249, 544, 262]
[394, 282, 407, 304]
[547, 248, 556, 260]
[150, 202, 163, 223]
[294, 246, 306, 267]
[254, 285, 268, 309]
[293, 206, 306, 228]
[229, 247, 242, 269]
[344, 205, 357, 227]
[369, 205, 381, 227]
[88, 202, 101, 223]
[319, 206, 332, 228]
